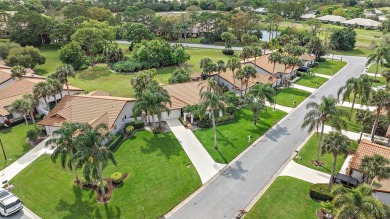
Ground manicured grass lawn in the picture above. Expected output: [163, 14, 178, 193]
[295, 75, 328, 88]
[11, 131, 201, 219]
[34, 47, 62, 76]
[369, 75, 387, 87]
[0, 123, 33, 169]
[245, 176, 321, 219]
[367, 64, 389, 75]
[186, 48, 240, 73]
[313, 60, 347, 76]
[293, 133, 358, 174]
[194, 108, 286, 163]
[335, 106, 362, 133]
[276, 88, 311, 108]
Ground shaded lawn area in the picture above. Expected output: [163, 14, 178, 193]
[245, 176, 321, 219]
[0, 123, 33, 169]
[295, 75, 328, 88]
[293, 133, 358, 175]
[313, 60, 347, 76]
[194, 108, 286, 163]
[325, 106, 361, 133]
[367, 64, 389, 75]
[34, 47, 62, 76]
[11, 131, 201, 219]
[276, 88, 311, 108]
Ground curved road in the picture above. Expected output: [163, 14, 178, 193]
[167, 55, 367, 219]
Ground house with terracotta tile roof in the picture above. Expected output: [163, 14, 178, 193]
[38, 93, 136, 135]
[248, 55, 301, 81]
[0, 64, 44, 90]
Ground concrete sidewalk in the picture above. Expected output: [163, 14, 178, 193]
[339, 155, 353, 175]
[316, 73, 332, 79]
[290, 84, 316, 93]
[364, 73, 383, 77]
[280, 161, 330, 184]
[165, 119, 225, 184]
[338, 101, 376, 111]
[265, 102, 294, 113]
[323, 125, 361, 141]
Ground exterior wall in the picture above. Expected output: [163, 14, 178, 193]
[0, 79, 15, 90]
[38, 90, 81, 115]
[162, 109, 181, 120]
[374, 192, 390, 205]
[45, 125, 59, 136]
[112, 101, 135, 134]
[351, 169, 364, 183]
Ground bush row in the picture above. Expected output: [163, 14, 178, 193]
[125, 121, 145, 129]
[107, 133, 124, 152]
[309, 183, 334, 201]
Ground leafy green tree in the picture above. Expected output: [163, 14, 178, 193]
[301, 95, 349, 162]
[121, 22, 155, 48]
[55, 64, 75, 95]
[0, 42, 20, 59]
[306, 18, 323, 36]
[366, 46, 390, 80]
[330, 27, 356, 51]
[355, 109, 373, 142]
[103, 43, 124, 63]
[220, 32, 236, 50]
[200, 57, 216, 78]
[322, 131, 350, 191]
[63, 4, 90, 19]
[172, 44, 190, 66]
[222, 90, 240, 114]
[130, 69, 158, 94]
[46, 122, 81, 182]
[168, 68, 191, 84]
[71, 28, 106, 67]
[10, 65, 26, 80]
[33, 81, 51, 111]
[360, 154, 390, 188]
[59, 41, 86, 70]
[5, 46, 46, 68]
[87, 7, 113, 22]
[382, 70, 390, 86]
[226, 58, 241, 91]
[369, 90, 390, 142]
[9, 98, 30, 126]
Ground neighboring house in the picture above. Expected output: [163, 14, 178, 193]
[342, 18, 381, 29]
[300, 14, 316, 19]
[253, 8, 267, 14]
[248, 55, 300, 81]
[300, 53, 316, 67]
[38, 92, 135, 135]
[317, 15, 346, 23]
[348, 140, 390, 205]
[0, 64, 43, 90]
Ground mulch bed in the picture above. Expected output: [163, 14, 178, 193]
[317, 209, 333, 219]
[76, 173, 128, 203]
[312, 160, 324, 166]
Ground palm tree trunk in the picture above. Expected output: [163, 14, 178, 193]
[233, 70, 236, 91]
[253, 111, 257, 126]
[218, 71, 221, 84]
[316, 123, 325, 161]
[272, 62, 276, 74]
[370, 176, 376, 189]
[43, 97, 49, 112]
[211, 110, 217, 150]
[97, 163, 106, 200]
[350, 93, 357, 121]
[240, 79, 243, 98]
[328, 153, 337, 191]
[359, 127, 364, 142]
[375, 62, 379, 80]
[151, 112, 155, 129]
[245, 78, 249, 96]
[53, 95, 58, 104]
[184, 31, 188, 47]
[371, 110, 380, 142]
[66, 78, 70, 95]
[70, 150, 79, 182]
[30, 111, 36, 128]
[23, 115, 28, 126]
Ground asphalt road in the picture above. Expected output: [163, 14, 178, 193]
[2, 207, 40, 219]
[168, 55, 367, 219]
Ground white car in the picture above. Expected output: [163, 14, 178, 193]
[0, 189, 23, 216]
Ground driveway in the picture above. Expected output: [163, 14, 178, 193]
[3, 207, 40, 219]
[167, 55, 367, 219]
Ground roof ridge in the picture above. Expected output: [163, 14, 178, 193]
[88, 111, 108, 126]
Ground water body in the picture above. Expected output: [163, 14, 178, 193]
[261, 30, 279, 42]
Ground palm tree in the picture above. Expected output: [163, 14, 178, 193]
[227, 58, 241, 91]
[331, 184, 389, 219]
[56, 64, 75, 95]
[382, 70, 390, 86]
[148, 85, 172, 128]
[301, 95, 349, 162]
[241, 65, 257, 96]
[337, 77, 361, 118]
[9, 98, 30, 126]
[245, 94, 267, 126]
[46, 123, 81, 182]
[359, 154, 390, 188]
[369, 90, 390, 142]
[73, 123, 117, 201]
[280, 55, 291, 74]
[249, 84, 276, 104]
[251, 46, 262, 62]
[355, 109, 373, 142]
[366, 46, 389, 80]
[199, 57, 216, 78]
[10, 65, 26, 80]
[359, 74, 373, 106]
[47, 78, 62, 104]
[199, 78, 225, 150]
[22, 94, 39, 127]
[33, 81, 51, 112]
[240, 46, 252, 62]
[268, 52, 282, 74]
[236, 68, 245, 97]
[289, 56, 301, 75]
[322, 131, 350, 191]
[215, 60, 226, 84]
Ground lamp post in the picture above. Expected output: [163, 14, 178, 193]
[0, 139, 7, 176]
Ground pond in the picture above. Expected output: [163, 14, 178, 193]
[261, 30, 279, 42]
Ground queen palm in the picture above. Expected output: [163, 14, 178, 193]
[22, 94, 39, 127]
[359, 74, 373, 106]
[268, 52, 282, 74]
[322, 131, 350, 191]
[366, 46, 389, 80]
[355, 109, 373, 142]
[249, 84, 275, 104]
[289, 56, 301, 74]
[359, 154, 390, 188]
[73, 123, 117, 201]
[215, 60, 226, 84]
[227, 58, 241, 90]
[369, 90, 390, 142]
[10, 65, 26, 80]
[47, 78, 62, 104]
[301, 95, 349, 162]
[382, 70, 390, 86]
[9, 98, 30, 126]
[33, 81, 51, 111]
[241, 65, 257, 96]
[245, 94, 267, 126]
[199, 78, 225, 150]
[56, 64, 75, 95]
[46, 122, 81, 182]
[337, 77, 361, 118]
[147, 85, 172, 128]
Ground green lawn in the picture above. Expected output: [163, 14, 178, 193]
[336, 106, 362, 133]
[293, 133, 358, 175]
[0, 123, 33, 169]
[276, 88, 311, 108]
[367, 64, 389, 75]
[245, 176, 321, 219]
[295, 75, 328, 88]
[194, 108, 286, 163]
[11, 131, 201, 219]
[171, 37, 246, 47]
[34, 47, 62, 76]
[369, 75, 387, 87]
[313, 60, 347, 76]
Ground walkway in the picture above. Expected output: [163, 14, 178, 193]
[280, 161, 330, 184]
[339, 155, 353, 175]
[338, 101, 376, 111]
[265, 102, 294, 113]
[290, 84, 316, 93]
[323, 125, 361, 141]
[316, 73, 332, 79]
[165, 119, 225, 184]
[364, 72, 383, 77]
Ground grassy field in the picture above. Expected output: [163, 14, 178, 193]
[294, 133, 358, 174]
[194, 108, 286, 163]
[336, 106, 362, 133]
[276, 88, 311, 108]
[367, 64, 389, 75]
[295, 75, 328, 88]
[34, 47, 62, 76]
[0, 123, 33, 169]
[369, 75, 387, 86]
[11, 131, 201, 219]
[245, 176, 321, 219]
[313, 60, 347, 76]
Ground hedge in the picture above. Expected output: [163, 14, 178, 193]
[108, 133, 124, 152]
[125, 121, 145, 129]
[309, 183, 333, 201]
[222, 49, 234, 55]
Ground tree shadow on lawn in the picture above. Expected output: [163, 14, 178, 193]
[139, 133, 182, 159]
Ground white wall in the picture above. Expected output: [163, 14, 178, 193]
[162, 109, 181, 120]
[374, 192, 390, 205]
[351, 169, 365, 183]
[112, 101, 135, 134]
[45, 125, 59, 136]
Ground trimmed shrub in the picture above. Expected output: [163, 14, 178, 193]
[97, 180, 108, 189]
[125, 121, 145, 129]
[125, 126, 134, 135]
[197, 117, 212, 128]
[110, 172, 123, 184]
[108, 133, 124, 152]
[309, 183, 333, 201]
[26, 129, 39, 142]
[222, 49, 234, 55]
[215, 115, 233, 124]
[79, 178, 89, 186]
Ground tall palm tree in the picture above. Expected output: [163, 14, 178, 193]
[241, 65, 257, 96]
[46, 123, 81, 182]
[331, 184, 389, 219]
[227, 58, 241, 90]
[56, 64, 75, 95]
[148, 85, 172, 128]
[355, 109, 373, 142]
[251, 46, 262, 62]
[33, 81, 51, 111]
[236, 68, 245, 97]
[359, 74, 373, 106]
[47, 78, 62, 104]
[268, 52, 282, 74]
[245, 94, 267, 126]
[337, 77, 361, 118]
[199, 57, 216, 78]
[22, 94, 39, 127]
[369, 90, 390, 142]
[215, 60, 226, 84]
[382, 70, 390, 86]
[366, 46, 389, 80]
[199, 78, 225, 150]
[322, 131, 350, 191]
[289, 56, 301, 75]
[73, 123, 117, 201]
[301, 95, 349, 162]
[240, 46, 252, 62]
[9, 98, 30, 126]
[359, 154, 390, 188]
[10, 65, 26, 80]
[249, 84, 276, 104]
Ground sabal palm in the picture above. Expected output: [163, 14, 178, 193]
[148, 85, 172, 128]
[9, 98, 30, 126]
[10, 65, 26, 80]
[56, 64, 75, 95]
[73, 123, 117, 200]
[382, 70, 390, 86]
[22, 94, 39, 127]
[242, 65, 257, 96]
[322, 131, 350, 191]
[355, 109, 373, 142]
[301, 95, 349, 161]
[227, 58, 241, 90]
[240, 46, 252, 62]
[366, 46, 389, 80]
[245, 94, 267, 126]
[46, 122, 81, 182]
[33, 82, 51, 111]
[47, 78, 62, 104]
[359, 154, 390, 188]
[251, 46, 262, 61]
[289, 56, 301, 74]
[236, 69, 245, 97]
[269, 52, 282, 74]
[199, 78, 225, 150]
[359, 74, 373, 106]
[249, 84, 275, 104]
[369, 90, 390, 142]
[215, 60, 226, 84]
[332, 184, 389, 219]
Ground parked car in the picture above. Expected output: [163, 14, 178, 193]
[0, 189, 23, 216]
[298, 66, 310, 72]
[333, 173, 358, 188]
